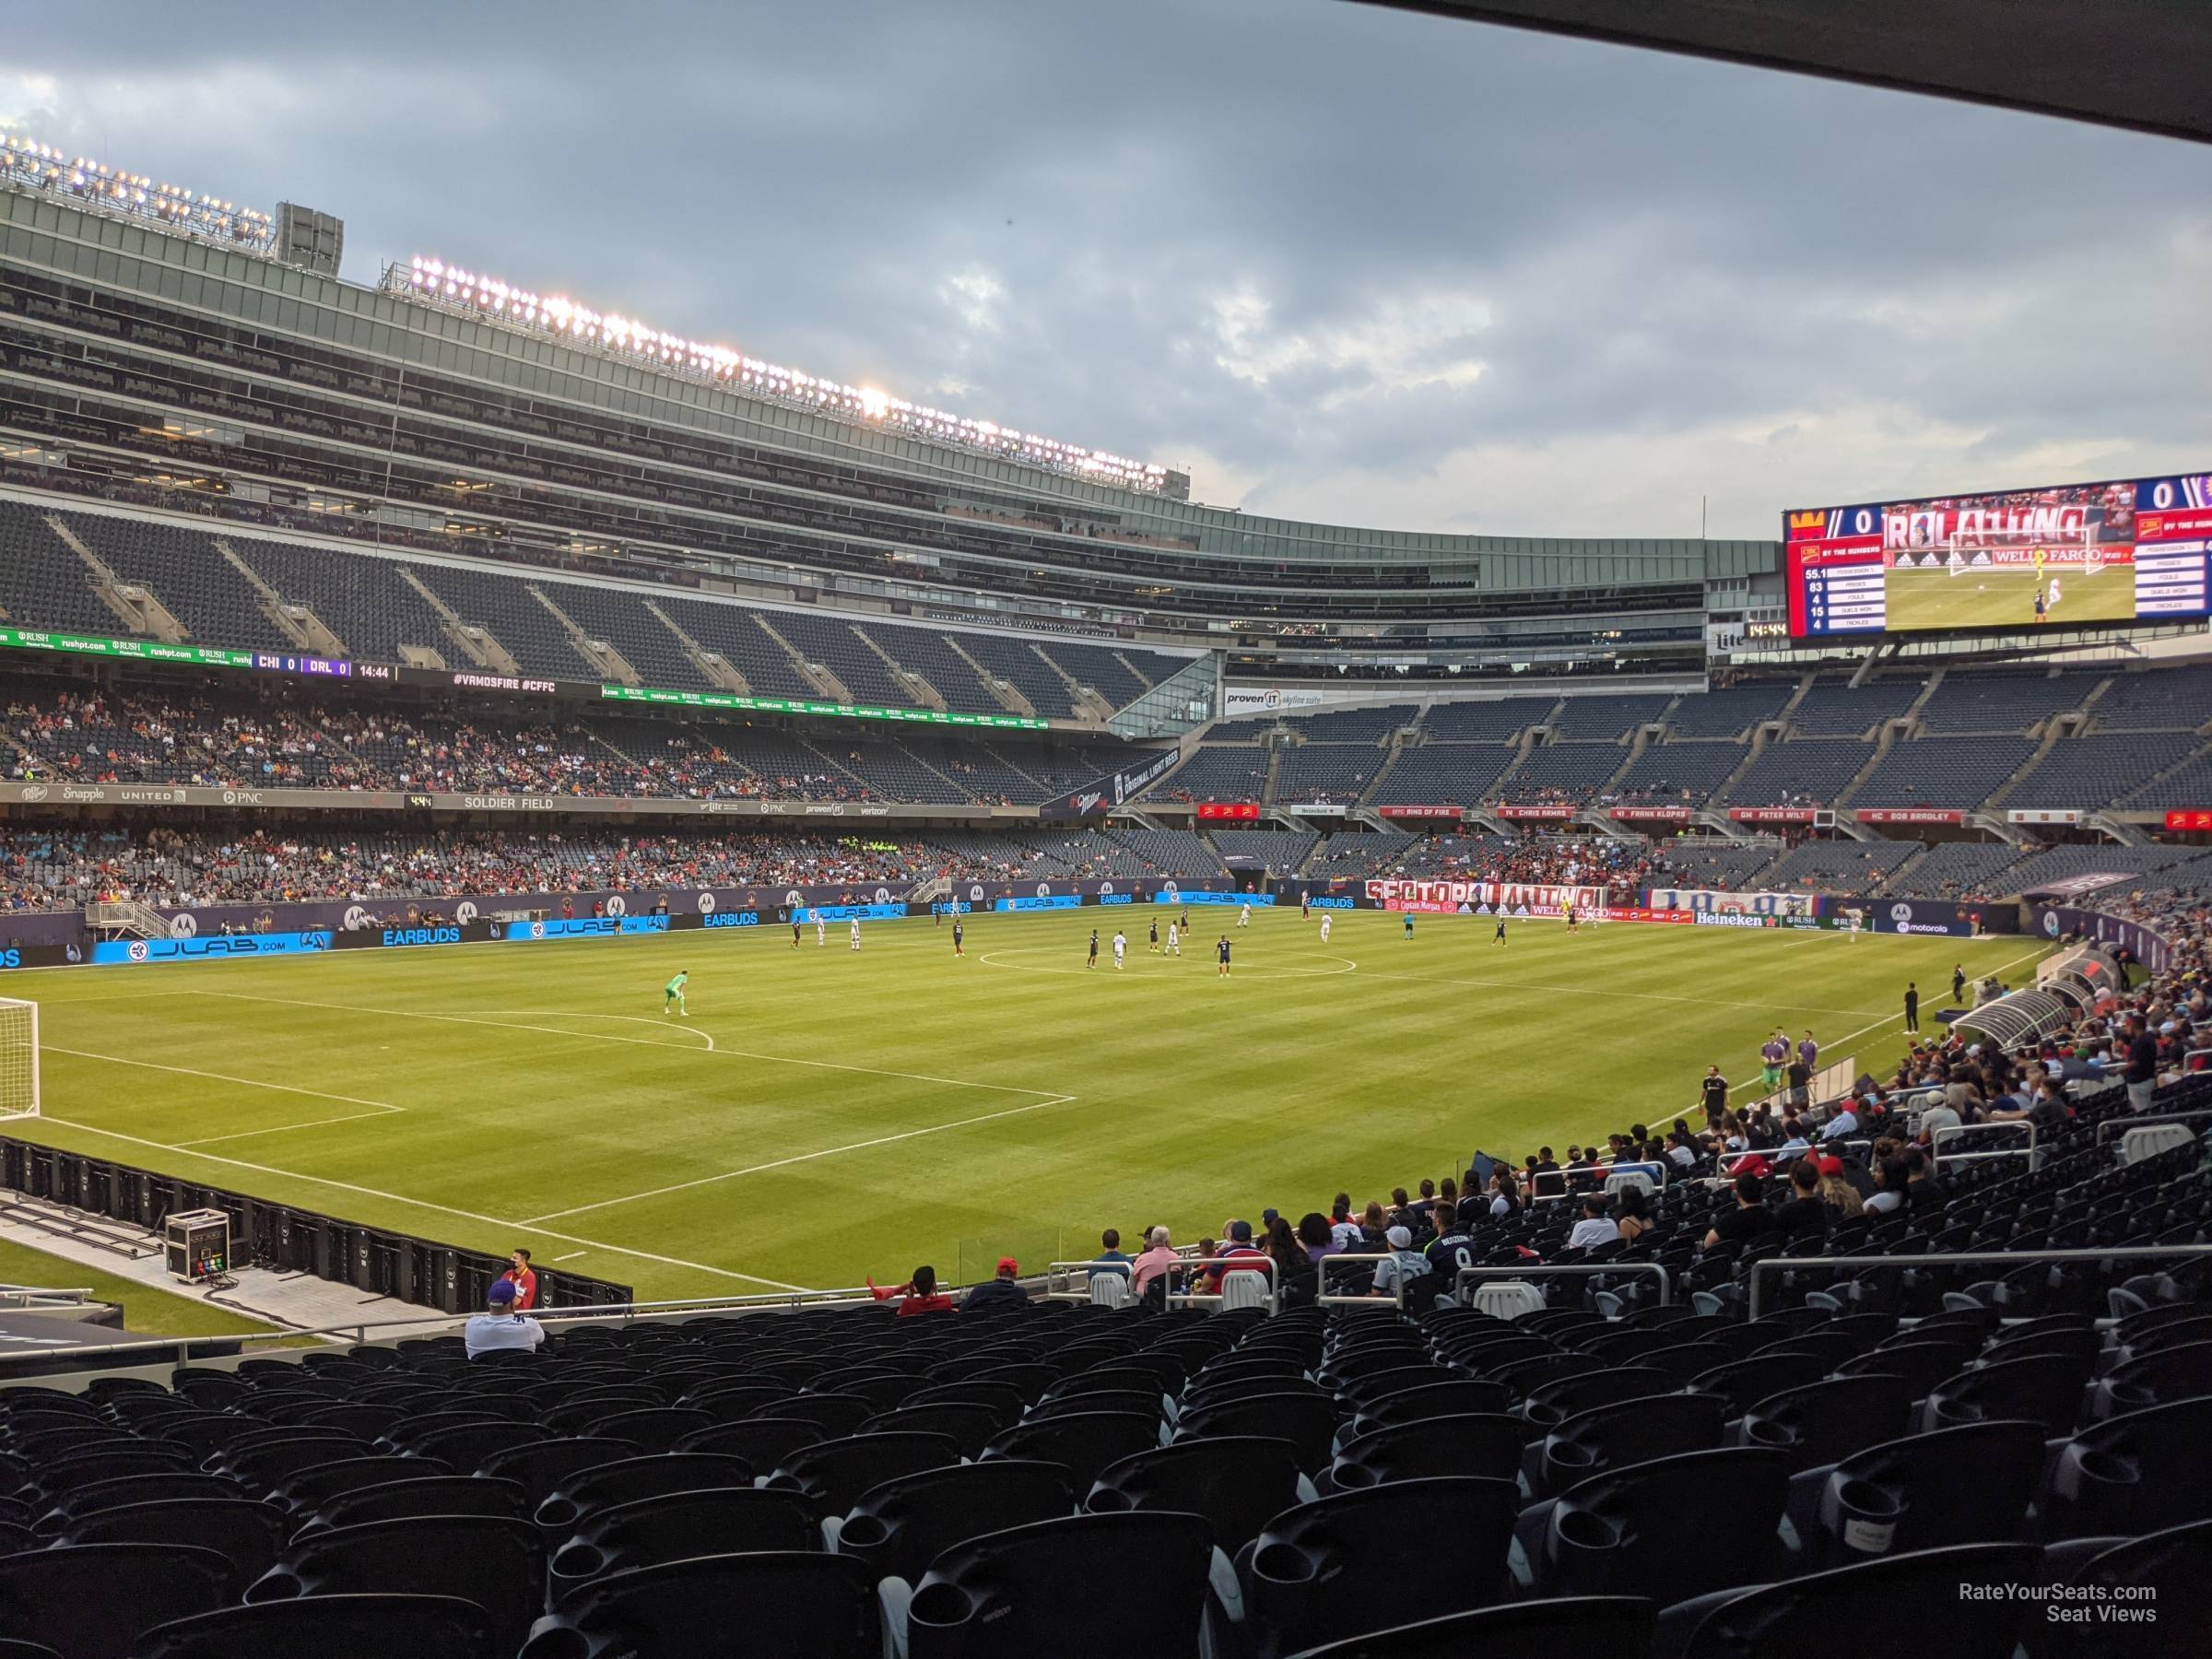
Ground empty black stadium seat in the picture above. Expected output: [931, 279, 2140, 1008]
[1658, 1541, 2040, 1659]
[1526, 1447, 1790, 1602]
[547, 1487, 818, 1600]
[2041, 1397, 2212, 1540]
[530, 1452, 755, 1538]
[1088, 1435, 1308, 1551]
[523, 1552, 880, 1659]
[1275, 1596, 1654, 1659]
[1790, 1419, 2044, 1570]
[832, 1459, 1075, 1584]
[246, 1514, 544, 1657]
[0, 1542, 237, 1659]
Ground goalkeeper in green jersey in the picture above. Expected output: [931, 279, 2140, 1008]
[663, 971, 688, 1018]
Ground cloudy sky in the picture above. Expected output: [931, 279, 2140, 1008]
[6, 1, 2207, 540]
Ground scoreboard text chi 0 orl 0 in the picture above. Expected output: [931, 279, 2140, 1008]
[1783, 469, 2212, 640]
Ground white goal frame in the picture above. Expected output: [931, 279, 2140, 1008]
[0, 998, 39, 1122]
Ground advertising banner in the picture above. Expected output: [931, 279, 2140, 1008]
[1644, 888, 1823, 917]
[501, 916, 673, 941]
[1195, 802, 1262, 820]
[89, 931, 335, 966]
[1364, 879, 1606, 912]
[2007, 808, 2083, 826]
[1222, 686, 1329, 718]
[1856, 808, 1966, 826]
[2163, 809, 2212, 832]
[2033, 906, 2173, 974]
[1871, 898, 2012, 937]
[1040, 746, 1182, 821]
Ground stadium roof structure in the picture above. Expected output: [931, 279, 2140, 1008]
[1361, 0, 2212, 147]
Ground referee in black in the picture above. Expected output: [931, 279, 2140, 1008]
[1904, 981, 1921, 1034]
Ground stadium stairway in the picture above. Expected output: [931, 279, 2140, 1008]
[394, 570, 528, 677]
[855, 630, 948, 714]
[531, 586, 642, 687]
[946, 639, 1041, 720]
[749, 615, 854, 706]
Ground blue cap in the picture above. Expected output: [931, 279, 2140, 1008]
[487, 1278, 517, 1304]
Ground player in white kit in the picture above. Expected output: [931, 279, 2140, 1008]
[1166, 921, 1181, 956]
[1112, 929, 1126, 970]
[1320, 912, 1332, 943]
[816, 913, 826, 947]
[849, 917, 861, 950]
[1239, 903, 1251, 928]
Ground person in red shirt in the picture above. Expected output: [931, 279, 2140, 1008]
[499, 1249, 538, 1311]
[867, 1265, 954, 1318]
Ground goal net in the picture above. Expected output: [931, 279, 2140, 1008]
[0, 999, 39, 1122]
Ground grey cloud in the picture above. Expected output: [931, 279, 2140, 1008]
[5, 0, 2206, 539]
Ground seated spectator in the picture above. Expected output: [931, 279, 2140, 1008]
[1265, 1215, 1314, 1303]
[1423, 1201, 1472, 1283]
[1089, 1228, 1132, 1282]
[1567, 1194, 1619, 1252]
[1774, 1160, 1831, 1244]
[1702, 1172, 1774, 1250]
[1488, 1170, 1523, 1219]
[1865, 1157, 1910, 1215]
[961, 1256, 1029, 1312]
[868, 1264, 955, 1318]
[1613, 1185, 1652, 1245]
[1129, 1228, 1179, 1301]
[1904, 1147, 1948, 1212]
[1370, 1224, 1431, 1300]
[1297, 1212, 1335, 1265]
[1327, 1194, 1360, 1252]
[1205, 1220, 1273, 1293]
[465, 1277, 546, 1359]
[1819, 1099, 1859, 1142]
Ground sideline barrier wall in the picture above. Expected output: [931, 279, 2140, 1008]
[0, 1136, 633, 1316]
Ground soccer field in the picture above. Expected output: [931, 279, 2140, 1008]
[7, 912, 2043, 1300]
[1883, 560, 2133, 630]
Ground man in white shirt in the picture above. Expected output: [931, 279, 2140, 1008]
[465, 1277, 545, 1359]
[1567, 1196, 1620, 1252]
[1239, 902, 1251, 928]
[1371, 1225, 1431, 1300]
[1112, 930, 1126, 970]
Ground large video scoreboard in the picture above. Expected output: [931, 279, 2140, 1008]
[1784, 472, 2212, 639]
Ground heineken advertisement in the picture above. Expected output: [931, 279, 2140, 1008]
[599, 683, 1050, 729]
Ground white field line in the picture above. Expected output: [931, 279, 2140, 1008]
[48, 1045, 407, 1124]
[190, 990, 1059, 1099]
[1340, 968, 1893, 1020]
[177, 1110, 402, 1147]
[1722, 945, 2053, 1092]
[521, 1090, 1082, 1225]
[27, 1115, 812, 1293]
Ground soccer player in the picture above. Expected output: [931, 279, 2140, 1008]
[1846, 908, 1863, 942]
[1217, 935, 1231, 978]
[663, 970, 688, 1018]
[1952, 963, 1967, 1003]
[1180, 905, 1191, 935]
[791, 917, 802, 948]
[1300, 894, 1310, 921]
[1148, 917, 1159, 952]
[1088, 929, 1100, 969]
[849, 917, 861, 951]
[2034, 582, 2049, 623]
[1760, 1030, 1786, 1094]
[1112, 929, 1126, 970]
[1493, 915, 1508, 946]
[1565, 904, 1579, 935]
[1319, 912, 1332, 944]
[816, 912, 826, 947]
[1166, 919, 1180, 957]
[2049, 573, 2064, 611]
[1403, 911, 1415, 939]
[952, 918, 964, 958]
[1239, 901, 1251, 928]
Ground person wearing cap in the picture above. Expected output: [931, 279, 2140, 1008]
[1369, 1224, 1431, 1300]
[1201, 1220, 1271, 1293]
[465, 1277, 546, 1359]
[962, 1257, 1029, 1312]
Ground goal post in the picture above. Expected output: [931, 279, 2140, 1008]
[0, 999, 39, 1122]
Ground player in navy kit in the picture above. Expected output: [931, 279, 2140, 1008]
[952, 918, 964, 957]
[1088, 929, 1100, 969]
[1216, 935, 1232, 978]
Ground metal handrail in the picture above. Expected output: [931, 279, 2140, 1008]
[2096, 1106, 2212, 1146]
[1318, 1252, 1406, 1310]
[1930, 1120, 2037, 1173]
[1453, 1261, 1672, 1306]
[0, 1282, 899, 1375]
[1163, 1253, 1281, 1315]
[0, 1284, 98, 1308]
[1746, 1243, 2212, 1320]
[1041, 1259, 1137, 1302]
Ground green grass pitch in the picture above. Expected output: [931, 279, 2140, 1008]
[1882, 561, 2133, 631]
[9, 911, 2045, 1300]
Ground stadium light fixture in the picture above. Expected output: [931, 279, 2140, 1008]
[0, 134, 275, 256]
[380, 254, 1171, 493]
